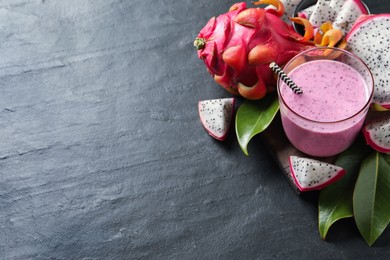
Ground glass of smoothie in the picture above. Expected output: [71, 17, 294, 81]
[277, 47, 374, 157]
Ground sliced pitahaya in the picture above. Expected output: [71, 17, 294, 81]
[289, 156, 346, 192]
[333, 0, 369, 34]
[198, 98, 235, 141]
[362, 117, 390, 153]
[346, 14, 390, 109]
[309, 0, 336, 27]
[308, 0, 368, 29]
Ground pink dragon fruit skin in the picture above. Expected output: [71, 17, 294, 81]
[194, 1, 314, 100]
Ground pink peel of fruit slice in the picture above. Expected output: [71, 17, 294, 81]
[289, 156, 346, 192]
[198, 98, 235, 141]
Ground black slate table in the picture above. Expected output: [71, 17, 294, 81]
[1, 0, 390, 259]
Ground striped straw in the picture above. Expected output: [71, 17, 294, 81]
[269, 62, 303, 95]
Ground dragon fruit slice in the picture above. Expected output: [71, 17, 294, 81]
[309, 0, 336, 27]
[362, 117, 390, 153]
[289, 156, 346, 192]
[308, 0, 368, 29]
[333, 0, 369, 34]
[346, 14, 390, 109]
[194, 0, 314, 100]
[198, 98, 235, 141]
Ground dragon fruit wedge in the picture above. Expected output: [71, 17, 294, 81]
[307, 0, 368, 33]
[346, 14, 390, 110]
[289, 156, 346, 192]
[362, 117, 390, 153]
[194, 0, 315, 100]
[198, 98, 235, 141]
[309, 0, 337, 28]
[333, 0, 369, 34]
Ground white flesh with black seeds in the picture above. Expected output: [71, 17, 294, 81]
[333, 0, 369, 34]
[347, 15, 390, 109]
[289, 156, 346, 191]
[309, 0, 336, 27]
[198, 98, 235, 141]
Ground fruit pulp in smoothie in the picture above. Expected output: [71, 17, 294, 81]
[279, 59, 370, 157]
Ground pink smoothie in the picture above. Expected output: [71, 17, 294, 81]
[279, 59, 371, 157]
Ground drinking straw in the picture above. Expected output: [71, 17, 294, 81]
[269, 62, 303, 94]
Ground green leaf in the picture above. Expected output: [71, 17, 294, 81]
[235, 93, 279, 155]
[353, 152, 390, 246]
[318, 137, 372, 240]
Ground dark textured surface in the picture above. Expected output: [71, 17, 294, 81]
[1, 0, 390, 259]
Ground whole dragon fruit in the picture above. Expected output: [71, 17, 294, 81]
[194, 0, 316, 100]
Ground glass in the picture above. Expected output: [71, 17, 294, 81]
[277, 47, 374, 157]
